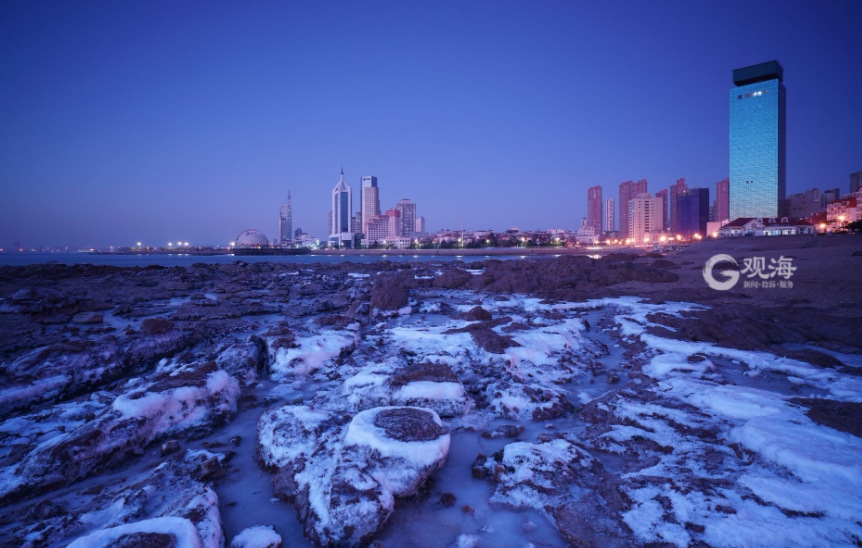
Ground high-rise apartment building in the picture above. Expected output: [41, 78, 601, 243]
[330, 168, 354, 248]
[387, 209, 402, 238]
[677, 188, 710, 238]
[851, 171, 862, 194]
[628, 193, 662, 243]
[415, 216, 426, 235]
[729, 60, 786, 220]
[605, 198, 615, 233]
[656, 189, 668, 232]
[618, 179, 647, 237]
[668, 178, 687, 234]
[279, 191, 293, 244]
[587, 185, 603, 234]
[396, 199, 416, 238]
[787, 188, 823, 218]
[715, 178, 730, 223]
[361, 176, 380, 234]
[821, 188, 841, 208]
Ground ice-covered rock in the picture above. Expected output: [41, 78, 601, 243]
[231, 525, 283, 548]
[0, 361, 240, 504]
[259, 405, 449, 547]
[5, 449, 225, 547]
[342, 362, 471, 417]
[269, 326, 358, 378]
[0, 340, 126, 416]
[66, 517, 205, 548]
[481, 438, 634, 547]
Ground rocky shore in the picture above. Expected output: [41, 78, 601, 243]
[0, 235, 860, 547]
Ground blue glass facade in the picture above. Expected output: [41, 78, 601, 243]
[729, 62, 786, 220]
[677, 188, 710, 237]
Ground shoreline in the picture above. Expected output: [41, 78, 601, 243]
[308, 246, 614, 256]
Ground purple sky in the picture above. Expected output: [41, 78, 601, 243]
[2, 1, 861, 248]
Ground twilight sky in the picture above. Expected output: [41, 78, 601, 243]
[1, 1, 861, 248]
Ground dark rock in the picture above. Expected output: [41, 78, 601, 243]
[161, 440, 181, 456]
[140, 317, 175, 335]
[197, 455, 224, 480]
[432, 268, 472, 289]
[112, 532, 178, 547]
[481, 424, 524, 439]
[553, 501, 636, 548]
[601, 252, 640, 263]
[651, 258, 678, 269]
[390, 362, 460, 387]
[471, 454, 489, 479]
[777, 348, 844, 369]
[791, 398, 862, 438]
[455, 325, 519, 354]
[440, 493, 456, 507]
[373, 408, 448, 442]
[463, 306, 493, 321]
[370, 272, 413, 311]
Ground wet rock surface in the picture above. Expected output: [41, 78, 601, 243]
[0, 241, 860, 547]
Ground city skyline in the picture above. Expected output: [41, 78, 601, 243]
[2, 2, 861, 248]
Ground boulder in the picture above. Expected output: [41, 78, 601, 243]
[260, 406, 449, 547]
[341, 363, 471, 417]
[480, 439, 634, 547]
[140, 317, 175, 335]
[432, 268, 472, 289]
[463, 306, 493, 321]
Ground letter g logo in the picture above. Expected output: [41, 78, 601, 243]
[703, 254, 740, 291]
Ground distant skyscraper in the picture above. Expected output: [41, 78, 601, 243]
[730, 60, 786, 220]
[279, 191, 293, 244]
[605, 198, 615, 233]
[618, 179, 647, 237]
[677, 187, 710, 238]
[396, 199, 416, 238]
[715, 178, 730, 223]
[587, 185, 603, 234]
[851, 171, 862, 193]
[415, 216, 426, 235]
[330, 168, 354, 247]
[361, 176, 380, 234]
[656, 188, 668, 232]
[628, 193, 662, 242]
[668, 178, 687, 234]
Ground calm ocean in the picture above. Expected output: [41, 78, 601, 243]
[0, 252, 534, 268]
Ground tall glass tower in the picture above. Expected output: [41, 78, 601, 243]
[729, 60, 786, 220]
[279, 190, 292, 244]
[330, 168, 354, 248]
